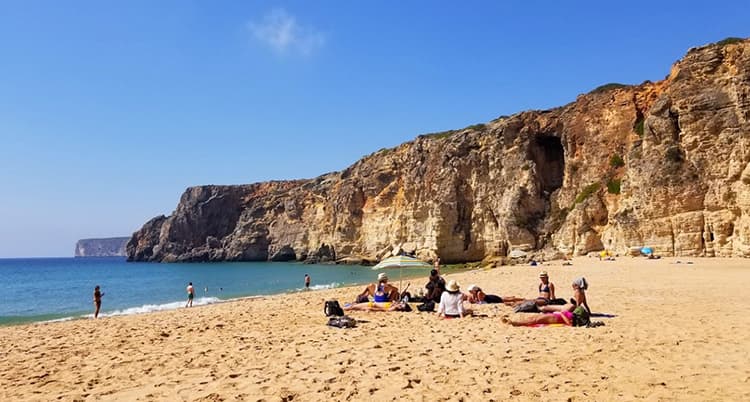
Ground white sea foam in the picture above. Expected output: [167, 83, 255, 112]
[298, 282, 341, 292]
[95, 297, 222, 318]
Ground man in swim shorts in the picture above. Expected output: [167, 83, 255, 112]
[186, 282, 194, 307]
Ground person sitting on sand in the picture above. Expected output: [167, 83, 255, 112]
[466, 284, 525, 305]
[502, 302, 577, 326]
[572, 277, 591, 313]
[356, 273, 399, 303]
[425, 269, 446, 303]
[538, 271, 555, 301]
[437, 280, 471, 318]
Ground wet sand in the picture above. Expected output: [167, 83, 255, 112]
[1, 257, 749, 401]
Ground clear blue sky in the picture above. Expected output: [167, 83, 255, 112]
[1, 1, 748, 257]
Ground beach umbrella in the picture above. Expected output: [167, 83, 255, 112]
[372, 255, 432, 295]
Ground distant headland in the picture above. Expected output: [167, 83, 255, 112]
[75, 237, 129, 257]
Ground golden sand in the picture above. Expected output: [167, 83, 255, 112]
[1, 257, 749, 401]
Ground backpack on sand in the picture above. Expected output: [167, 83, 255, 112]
[324, 300, 344, 317]
[327, 315, 357, 328]
[417, 300, 435, 312]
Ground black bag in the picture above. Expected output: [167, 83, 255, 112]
[513, 300, 539, 313]
[417, 300, 435, 312]
[572, 306, 591, 327]
[324, 300, 344, 317]
[327, 315, 357, 328]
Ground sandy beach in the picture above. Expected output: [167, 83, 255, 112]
[1, 257, 749, 401]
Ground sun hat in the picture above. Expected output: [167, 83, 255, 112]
[446, 280, 460, 292]
[467, 284, 479, 292]
[539, 271, 548, 278]
[377, 272, 388, 282]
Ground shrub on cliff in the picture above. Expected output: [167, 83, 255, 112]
[714, 37, 744, 47]
[590, 83, 628, 94]
[575, 182, 601, 205]
[609, 154, 625, 168]
[607, 179, 621, 194]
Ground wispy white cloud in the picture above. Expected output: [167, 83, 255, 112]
[247, 8, 325, 56]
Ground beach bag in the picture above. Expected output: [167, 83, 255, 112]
[513, 300, 539, 313]
[324, 300, 344, 317]
[417, 300, 435, 312]
[572, 306, 591, 327]
[327, 315, 357, 328]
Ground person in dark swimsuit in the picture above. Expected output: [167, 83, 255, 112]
[425, 269, 446, 303]
[536, 271, 568, 305]
[93, 285, 104, 319]
[466, 284, 525, 305]
[538, 271, 555, 301]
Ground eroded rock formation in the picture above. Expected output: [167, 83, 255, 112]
[128, 39, 750, 262]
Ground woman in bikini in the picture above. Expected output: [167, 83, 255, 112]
[347, 273, 401, 311]
[537, 271, 555, 302]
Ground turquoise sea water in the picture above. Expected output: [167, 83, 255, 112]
[0, 257, 438, 326]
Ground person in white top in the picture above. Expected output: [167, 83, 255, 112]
[437, 280, 471, 318]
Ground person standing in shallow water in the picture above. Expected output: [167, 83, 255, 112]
[93, 285, 104, 318]
[186, 282, 194, 307]
[304, 274, 311, 290]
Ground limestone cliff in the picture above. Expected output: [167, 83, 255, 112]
[75, 237, 129, 257]
[128, 38, 750, 262]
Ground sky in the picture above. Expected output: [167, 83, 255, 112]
[0, 1, 748, 258]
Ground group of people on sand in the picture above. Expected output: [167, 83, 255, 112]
[341, 265, 593, 327]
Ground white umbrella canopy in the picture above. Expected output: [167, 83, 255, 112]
[372, 255, 432, 270]
[372, 255, 432, 296]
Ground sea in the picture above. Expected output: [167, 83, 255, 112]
[0, 257, 440, 326]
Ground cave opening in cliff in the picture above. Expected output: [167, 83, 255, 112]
[529, 136, 565, 193]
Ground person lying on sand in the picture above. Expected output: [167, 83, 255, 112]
[465, 284, 525, 305]
[344, 300, 410, 312]
[356, 273, 399, 303]
[502, 302, 577, 326]
[437, 280, 471, 318]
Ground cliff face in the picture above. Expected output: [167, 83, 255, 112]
[128, 39, 750, 263]
[75, 237, 129, 257]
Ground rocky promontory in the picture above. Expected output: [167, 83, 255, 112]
[75, 237, 129, 257]
[128, 38, 750, 263]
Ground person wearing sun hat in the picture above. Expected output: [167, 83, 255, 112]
[354, 272, 400, 303]
[437, 280, 470, 318]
